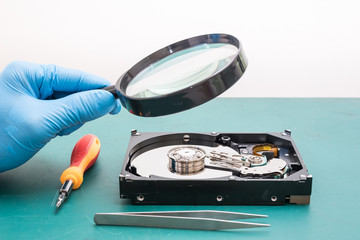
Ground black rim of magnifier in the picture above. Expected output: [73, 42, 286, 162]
[105, 33, 248, 117]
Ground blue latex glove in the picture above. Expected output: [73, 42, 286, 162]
[0, 61, 121, 172]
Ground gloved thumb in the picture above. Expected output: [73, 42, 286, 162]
[47, 90, 120, 133]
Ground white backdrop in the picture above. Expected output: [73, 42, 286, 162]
[0, 0, 359, 97]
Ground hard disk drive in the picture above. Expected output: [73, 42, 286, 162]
[119, 130, 312, 205]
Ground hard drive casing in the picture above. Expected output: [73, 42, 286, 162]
[119, 131, 312, 205]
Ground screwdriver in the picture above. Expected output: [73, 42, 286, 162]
[56, 134, 101, 208]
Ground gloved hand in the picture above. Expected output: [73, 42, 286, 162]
[0, 61, 121, 172]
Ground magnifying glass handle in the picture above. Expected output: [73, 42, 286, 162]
[103, 85, 119, 99]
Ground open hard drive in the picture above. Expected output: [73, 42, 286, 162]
[119, 130, 312, 205]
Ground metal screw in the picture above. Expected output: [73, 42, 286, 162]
[281, 129, 292, 136]
[183, 135, 190, 142]
[221, 136, 231, 141]
[271, 196, 277, 202]
[229, 176, 236, 181]
[211, 132, 218, 136]
[216, 195, 223, 202]
[137, 195, 144, 202]
[131, 129, 141, 136]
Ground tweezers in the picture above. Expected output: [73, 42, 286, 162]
[94, 210, 270, 230]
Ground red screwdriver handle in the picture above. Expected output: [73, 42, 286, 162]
[60, 134, 101, 189]
[70, 134, 100, 170]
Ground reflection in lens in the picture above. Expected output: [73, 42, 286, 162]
[126, 43, 238, 98]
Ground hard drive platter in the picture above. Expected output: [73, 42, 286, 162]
[119, 131, 312, 205]
[131, 145, 236, 179]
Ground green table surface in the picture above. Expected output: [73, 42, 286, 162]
[1, 98, 359, 239]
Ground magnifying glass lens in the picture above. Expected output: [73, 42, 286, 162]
[108, 34, 247, 116]
[126, 43, 238, 98]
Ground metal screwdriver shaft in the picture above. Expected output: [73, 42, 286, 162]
[56, 180, 74, 208]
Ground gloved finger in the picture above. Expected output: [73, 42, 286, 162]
[51, 93, 122, 116]
[39, 64, 111, 92]
[50, 91, 73, 99]
[4, 61, 111, 99]
[48, 90, 119, 131]
[57, 123, 84, 136]
[109, 99, 121, 115]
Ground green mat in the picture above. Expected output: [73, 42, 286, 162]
[1, 98, 359, 239]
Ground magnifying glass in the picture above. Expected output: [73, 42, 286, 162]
[104, 33, 247, 117]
